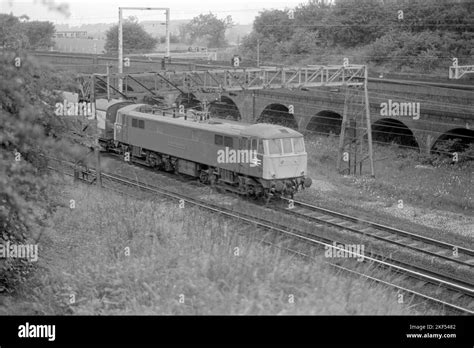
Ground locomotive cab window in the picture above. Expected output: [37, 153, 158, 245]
[132, 118, 138, 127]
[266, 139, 282, 155]
[224, 136, 233, 148]
[293, 138, 305, 153]
[138, 120, 145, 129]
[215, 135, 223, 146]
[251, 139, 257, 151]
[282, 138, 293, 154]
[241, 137, 249, 150]
[258, 139, 263, 154]
[250, 138, 264, 154]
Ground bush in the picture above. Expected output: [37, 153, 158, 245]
[0, 50, 77, 293]
[289, 28, 321, 54]
[367, 29, 474, 72]
[241, 0, 474, 73]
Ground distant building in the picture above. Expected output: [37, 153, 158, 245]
[53, 38, 106, 54]
[54, 31, 88, 39]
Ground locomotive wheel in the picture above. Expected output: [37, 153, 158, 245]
[199, 170, 209, 184]
[209, 174, 217, 186]
[164, 161, 173, 172]
[263, 189, 274, 204]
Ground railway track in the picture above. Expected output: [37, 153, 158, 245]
[45, 155, 474, 314]
[275, 198, 474, 275]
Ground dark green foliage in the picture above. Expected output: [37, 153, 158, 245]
[159, 33, 180, 44]
[253, 10, 294, 43]
[183, 13, 233, 48]
[241, 0, 474, 72]
[367, 30, 446, 71]
[0, 14, 27, 49]
[430, 139, 474, 166]
[0, 50, 77, 292]
[23, 21, 56, 50]
[105, 19, 159, 54]
[330, 0, 389, 47]
[0, 14, 55, 50]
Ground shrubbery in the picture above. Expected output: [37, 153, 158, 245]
[367, 30, 444, 71]
[0, 50, 76, 292]
[0, 14, 55, 50]
[241, 0, 474, 73]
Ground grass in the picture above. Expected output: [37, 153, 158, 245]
[304, 133, 473, 213]
[300, 133, 473, 247]
[94, 154, 473, 287]
[0, 180, 417, 315]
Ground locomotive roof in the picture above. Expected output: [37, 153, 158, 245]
[119, 104, 303, 139]
[96, 98, 132, 112]
[240, 123, 303, 139]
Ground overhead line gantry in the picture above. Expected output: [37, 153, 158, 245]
[99, 65, 367, 93]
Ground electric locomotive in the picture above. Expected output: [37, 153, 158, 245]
[98, 101, 312, 198]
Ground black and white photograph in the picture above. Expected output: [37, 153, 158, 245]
[0, 0, 473, 346]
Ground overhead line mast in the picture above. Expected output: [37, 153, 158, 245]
[118, 7, 170, 93]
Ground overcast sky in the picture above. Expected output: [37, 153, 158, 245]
[1, 0, 307, 25]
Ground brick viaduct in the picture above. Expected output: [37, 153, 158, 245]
[33, 51, 474, 154]
[196, 81, 474, 154]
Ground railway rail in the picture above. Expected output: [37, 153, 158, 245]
[276, 198, 474, 272]
[45, 155, 474, 314]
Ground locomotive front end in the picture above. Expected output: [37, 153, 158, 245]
[261, 136, 312, 197]
[240, 123, 312, 198]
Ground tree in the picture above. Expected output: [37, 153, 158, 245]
[329, 0, 389, 47]
[241, 5, 327, 63]
[365, 0, 474, 70]
[185, 13, 233, 48]
[0, 14, 55, 50]
[105, 19, 158, 54]
[0, 13, 28, 49]
[290, 28, 321, 54]
[178, 23, 189, 43]
[0, 49, 80, 291]
[0, 0, 73, 294]
[253, 9, 295, 43]
[293, 0, 333, 48]
[24, 21, 55, 50]
[159, 33, 180, 44]
[389, 0, 474, 35]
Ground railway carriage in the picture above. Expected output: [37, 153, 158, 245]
[104, 103, 311, 198]
[96, 99, 134, 148]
